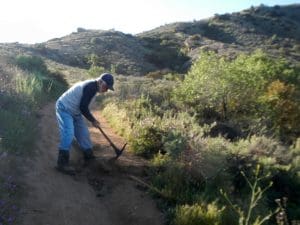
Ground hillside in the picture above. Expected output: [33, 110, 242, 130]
[32, 29, 158, 75]
[138, 4, 300, 66]
[1, 3, 300, 225]
[1, 4, 299, 76]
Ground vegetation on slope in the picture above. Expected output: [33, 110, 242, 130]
[0, 55, 67, 224]
[1, 4, 297, 76]
[102, 49, 300, 225]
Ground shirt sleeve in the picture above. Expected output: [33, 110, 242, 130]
[79, 81, 98, 122]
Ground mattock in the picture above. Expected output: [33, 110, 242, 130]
[97, 126, 127, 159]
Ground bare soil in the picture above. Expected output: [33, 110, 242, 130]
[19, 103, 164, 225]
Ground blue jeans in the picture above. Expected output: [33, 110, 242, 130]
[56, 101, 92, 151]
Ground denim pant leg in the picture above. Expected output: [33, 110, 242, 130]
[74, 115, 93, 151]
[56, 103, 74, 151]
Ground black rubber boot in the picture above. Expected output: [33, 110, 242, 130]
[56, 150, 76, 175]
[83, 149, 96, 163]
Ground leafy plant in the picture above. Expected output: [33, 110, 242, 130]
[98, 50, 300, 224]
[221, 165, 277, 225]
[173, 50, 277, 118]
[130, 125, 164, 158]
[261, 80, 300, 142]
[174, 202, 224, 225]
[162, 130, 187, 159]
[87, 66, 105, 78]
[173, 50, 300, 141]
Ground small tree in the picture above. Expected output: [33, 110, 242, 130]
[173, 50, 297, 122]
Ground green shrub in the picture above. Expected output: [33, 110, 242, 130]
[15, 55, 47, 73]
[14, 71, 66, 106]
[174, 202, 224, 225]
[173, 50, 272, 118]
[261, 80, 300, 142]
[130, 125, 164, 158]
[163, 72, 183, 81]
[110, 75, 178, 109]
[86, 54, 102, 67]
[151, 152, 172, 168]
[143, 37, 189, 71]
[99, 64, 300, 224]
[197, 137, 231, 180]
[151, 162, 204, 203]
[87, 66, 105, 78]
[173, 50, 300, 141]
[162, 130, 187, 159]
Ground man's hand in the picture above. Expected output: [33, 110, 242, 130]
[92, 120, 100, 129]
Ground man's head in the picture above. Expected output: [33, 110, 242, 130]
[97, 73, 114, 92]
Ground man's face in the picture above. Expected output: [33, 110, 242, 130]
[99, 80, 108, 93]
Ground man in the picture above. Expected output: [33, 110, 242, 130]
[55, 73, 114, 175]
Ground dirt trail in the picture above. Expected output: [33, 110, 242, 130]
[19, 103, 164, 225]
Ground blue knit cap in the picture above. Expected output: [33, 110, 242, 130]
[99, 73, 114, 91]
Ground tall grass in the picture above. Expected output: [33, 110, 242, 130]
[0, 55, 67, 154]
[174, 202, 224, 225]
[15, 73, 43, 105]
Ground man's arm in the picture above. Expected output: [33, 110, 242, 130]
[79, 81, 98, 122]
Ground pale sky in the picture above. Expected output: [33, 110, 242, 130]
[0, 0, 299, 44]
